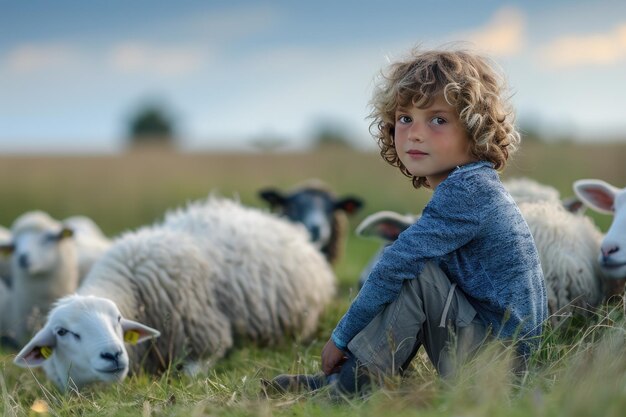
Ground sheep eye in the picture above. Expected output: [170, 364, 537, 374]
[117, 315, 121, 323]
[57, 328, 68, 336]
[44, 231, 66, 243]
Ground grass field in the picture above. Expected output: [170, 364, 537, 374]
[1, 141, 625, 416]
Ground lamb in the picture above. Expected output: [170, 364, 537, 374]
[0, 211, 79, 345]
[573, 179, 626, 298]
[14, 196, 336, 391]
[356, 200, 608, 325]
[258, 179, 363, 265]
[0, 213, 112, 343]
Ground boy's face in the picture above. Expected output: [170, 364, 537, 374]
[394, 94, 475, 188]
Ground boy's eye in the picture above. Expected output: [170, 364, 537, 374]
[431, 117, 447, 125]
[397, 115, 412, 124]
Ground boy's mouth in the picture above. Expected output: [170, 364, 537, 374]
[407, 149, 428, 156]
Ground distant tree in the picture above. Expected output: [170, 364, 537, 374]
[250, 136, 288, 152]
[311, 121, 355, 150]
[127, 103, 177, 149]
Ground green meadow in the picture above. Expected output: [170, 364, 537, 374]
[1, 141, 625, 416]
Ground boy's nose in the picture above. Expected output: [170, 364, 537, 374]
[408, 126, 424, 142]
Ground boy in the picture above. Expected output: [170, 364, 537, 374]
[270, 48, 547, 395]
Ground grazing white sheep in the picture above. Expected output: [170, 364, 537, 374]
[258, 179, 363, 265]
[357, 201, 608, 325]
[504, 177, 584, 213]
[573, 179, 626, 295]
[0, 213, 112, 345]
[15, 196, 336, 391]
[503, 177, 562, 204]
[517, 201, 606, 323]
[62, 216, 112, 282]
[1, 211, 79, 344]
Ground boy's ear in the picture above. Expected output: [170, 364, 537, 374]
[258, 189, 286, 209]
[573, 179, 618, 214]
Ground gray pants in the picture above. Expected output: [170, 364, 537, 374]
[348, 262, 490, 379]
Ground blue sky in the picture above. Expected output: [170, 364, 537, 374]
[1, 0, 626, 153]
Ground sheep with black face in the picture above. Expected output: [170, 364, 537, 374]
[259, 179, 363, 265]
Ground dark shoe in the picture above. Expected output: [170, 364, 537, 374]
[333, 354, 372, 397]
[261, 373, 327, 395]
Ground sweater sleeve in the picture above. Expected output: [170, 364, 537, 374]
[332, 176, 482, 349]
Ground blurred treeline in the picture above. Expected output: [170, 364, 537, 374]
[1, 141, 624, 236]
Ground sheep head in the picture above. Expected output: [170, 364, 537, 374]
[14, 294, 160, 391]
[3, 211, 75, 276]
[574, 179, 626, 280]
[258, 181, 363, 260]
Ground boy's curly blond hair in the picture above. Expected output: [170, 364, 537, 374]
[369, 48, 520, 188]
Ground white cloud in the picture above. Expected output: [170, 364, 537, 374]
[458, 6, 526, 56]
[2, 40, 209, 78]
[537, 23, 626, 68]
[108, 42, 208, 76]
[4, 43, 83, 73]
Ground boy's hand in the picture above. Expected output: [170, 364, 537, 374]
[321, 338, 348, 375]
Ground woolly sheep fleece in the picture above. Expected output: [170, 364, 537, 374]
[75, 196, 336, 374]
[517, 201, 605, 323]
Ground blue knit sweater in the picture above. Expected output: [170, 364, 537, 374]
[333, 161, 547, 355]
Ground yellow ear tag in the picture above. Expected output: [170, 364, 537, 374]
[124, 330, 140, 345]
[40, 346, 53, 359]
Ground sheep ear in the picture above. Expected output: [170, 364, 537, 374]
[334, 197, 364, 215]
[56, 227, 74, 241]
[0, 242, 15, 256]
[14, 326, 56, 368]
[120, 318, 160, 344]
[573, 179, 619, 214]
[258, 189, 286, 209]
[561, 196, 586, 214]
[356, 211, 415, 242]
